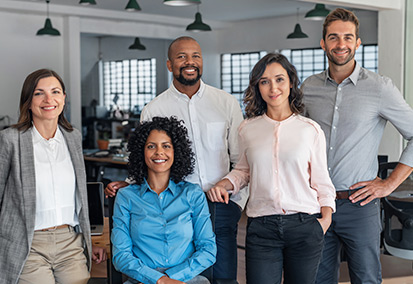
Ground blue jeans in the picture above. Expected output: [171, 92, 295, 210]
[315, 199, 382, 284]
[206, 200, 242, 283]
[246, 213, 325, 284]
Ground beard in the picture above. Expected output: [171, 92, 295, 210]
[326, 47, 356, 66]
[175, 66, 202, 86]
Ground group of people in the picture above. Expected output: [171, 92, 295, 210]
[1, 7, 412, 284]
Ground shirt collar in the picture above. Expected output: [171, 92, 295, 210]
[170, 79, 205, 100]
[325, 61, 361, 86]
[140, 178, 178, 196]
[31, 124, 63, 144]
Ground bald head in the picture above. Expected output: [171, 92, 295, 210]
[168, 36, 200, 60]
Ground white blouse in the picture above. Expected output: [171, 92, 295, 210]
[32, 125, 79, 230]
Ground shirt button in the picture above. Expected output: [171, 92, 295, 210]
[338, 87, 342, 91]
[330, 147, 333, 150]
[333, 126, 336, 130]
[275, 170, 278, 174]
[335, 106, 338, 110]
[328, 167, 331, 171]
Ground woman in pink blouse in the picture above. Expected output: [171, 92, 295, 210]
[207, 53, 336, 284]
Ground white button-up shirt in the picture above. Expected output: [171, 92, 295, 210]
[141, 80, 248, 209]
[32, 126, 78, 230]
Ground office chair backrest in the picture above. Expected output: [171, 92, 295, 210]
[379, 162, 413, 260]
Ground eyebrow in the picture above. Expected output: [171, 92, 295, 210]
[34, 87, 62, 92]
[327, 33, 355, 38]
[260, 74, 286, 80]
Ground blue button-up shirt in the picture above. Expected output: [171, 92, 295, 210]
[111, 179, 216, 284]
[301, 62, 413, 190]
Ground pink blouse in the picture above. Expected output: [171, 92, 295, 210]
[226, 113, 336, 218]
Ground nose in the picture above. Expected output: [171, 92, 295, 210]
[44, 92, 54, 102]
[185, 56, 195, 65]
[337, 37, 346, 48]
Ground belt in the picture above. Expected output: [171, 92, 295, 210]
[36, 224, 70, 232]
[336, 190, 358, 200]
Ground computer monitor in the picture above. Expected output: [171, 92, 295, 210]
[87, 182, 105, 236]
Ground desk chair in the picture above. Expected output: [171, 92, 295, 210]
[378, 162, 413, 262]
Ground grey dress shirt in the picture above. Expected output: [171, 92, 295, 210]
[301, 62, 413, 191]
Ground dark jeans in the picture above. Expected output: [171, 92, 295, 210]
[205, 200, 242, 284]
[246, 213, 324, 284]
[315, 199, 382, 284]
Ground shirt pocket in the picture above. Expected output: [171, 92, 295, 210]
[206, 122, 227, 150]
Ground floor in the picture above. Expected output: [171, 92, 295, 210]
[236, 212, 413, 284]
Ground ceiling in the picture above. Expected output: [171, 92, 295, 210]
[21, 0, 344, 22]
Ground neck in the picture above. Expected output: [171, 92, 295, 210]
[147, 172, 170, 195]
[266, 107, 293, 122]
[328, 60, 356, 84]
[173, 80, 201, 99]
[33, 120, 58, 140]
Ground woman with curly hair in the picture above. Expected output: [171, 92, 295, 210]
[111, 116, 216, 284]
[207, 53, 336, 284]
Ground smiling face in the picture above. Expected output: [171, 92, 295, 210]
[144, 130, 174, 179]
[167, 39, 203, 87]
[30, 76, 66, 127]
[258, 62, 292, 114]
[321, 20, 361, 67]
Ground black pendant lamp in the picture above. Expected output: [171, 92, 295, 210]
[79, 0, 96, 5]
[186, 5, 211, 32]
[129, 37, 146, 50]
[37, 0, 60, 36]
[287, 8, 308, 39]
[305, 4, 330, 21]
[125, 0, 141, 11]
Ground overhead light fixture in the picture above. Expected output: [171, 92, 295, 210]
[287, 8, 308, 39]
[36, 0, 60, 36]
[129, 37, 146, 50]
[186, 5, 211, 32]
[305, 4, 330, 20]
[125, 0, 141, 11]
[79, 0, 96, 5]
[163, 0, 201, 6]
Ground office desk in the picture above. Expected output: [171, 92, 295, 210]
[84, 155, 128, 182]
[91, 217, 111, 278]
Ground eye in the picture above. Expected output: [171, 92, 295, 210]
[52, 90, 61, 95]
[193, 55, 201, 58]
[163, 144, 172, 149]
[276, 78, 284, 83]
[146, 144, 155, 149]
[33, 92, 43, 96]
[260, 80, 269, 85]
[177, 55, 186, 59]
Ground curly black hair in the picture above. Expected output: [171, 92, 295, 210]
[244, 53, 304, 118]
[127, 116, 195, 184]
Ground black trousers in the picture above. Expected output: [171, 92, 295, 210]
[246, 213, 324, 284]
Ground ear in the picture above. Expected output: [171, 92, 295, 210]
[356, 38, 361, 50]
[320, 39, 326, 51]
[166, 60, 172, 72]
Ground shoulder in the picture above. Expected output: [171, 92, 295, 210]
[294, 115, 323, 135]
[301, 72, 326, 89]
[239, 116, 262, 131]
[203, 84, 240, 105]
[177, 181, 204, 198]
[0, 127, 20, 140]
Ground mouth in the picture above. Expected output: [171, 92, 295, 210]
[41, 106, 57, 110]
[333, 49, 349, 56]
[180, 66, 199, 75]
[269, 94, 281, 100]
[152, 159, 167, 164]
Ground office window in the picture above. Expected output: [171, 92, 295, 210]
[221, 51, 267, 107]
[103, 58, 156, 113]
[281, 44, 378, 82]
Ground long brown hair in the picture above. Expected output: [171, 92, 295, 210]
[244, 53, 304, 119]
[13, 69, 73, 132]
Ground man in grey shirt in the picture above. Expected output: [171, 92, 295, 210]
[301, 8, 413, 284]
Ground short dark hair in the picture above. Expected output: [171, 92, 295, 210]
[127, 116, 195, 184]
[13, 68, 73, 132]
[323, 8, 360, 40]
[167, 36, 198, 60]
[243, 53, 304, 118]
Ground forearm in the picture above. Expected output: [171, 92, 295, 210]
[384, 163, 413, 193]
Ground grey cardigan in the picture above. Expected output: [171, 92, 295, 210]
[0, 126, 92, 284]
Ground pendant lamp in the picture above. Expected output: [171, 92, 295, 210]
[305, 4, 330, 21]
[129, 37, 146, 50]
[164, 0, 201, 6]
[287, 8, 308, 39]
[186, 5, 211, 32]
[36, 0, 60, 36]
[125, 0, 141, 11]
[79, 0, 96, 5]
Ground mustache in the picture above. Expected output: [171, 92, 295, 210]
[180, 65, 199, 72]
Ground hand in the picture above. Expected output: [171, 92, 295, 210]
[156, 276, 186, 284]
[317, 206, 332, 234]
[349, 177, 393, 206]
[206, 186, 229, 204]
[91, 245, 107, 264]
[105, 181, 129, 198]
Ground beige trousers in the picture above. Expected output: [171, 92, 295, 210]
[18, 226, 90, 284]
